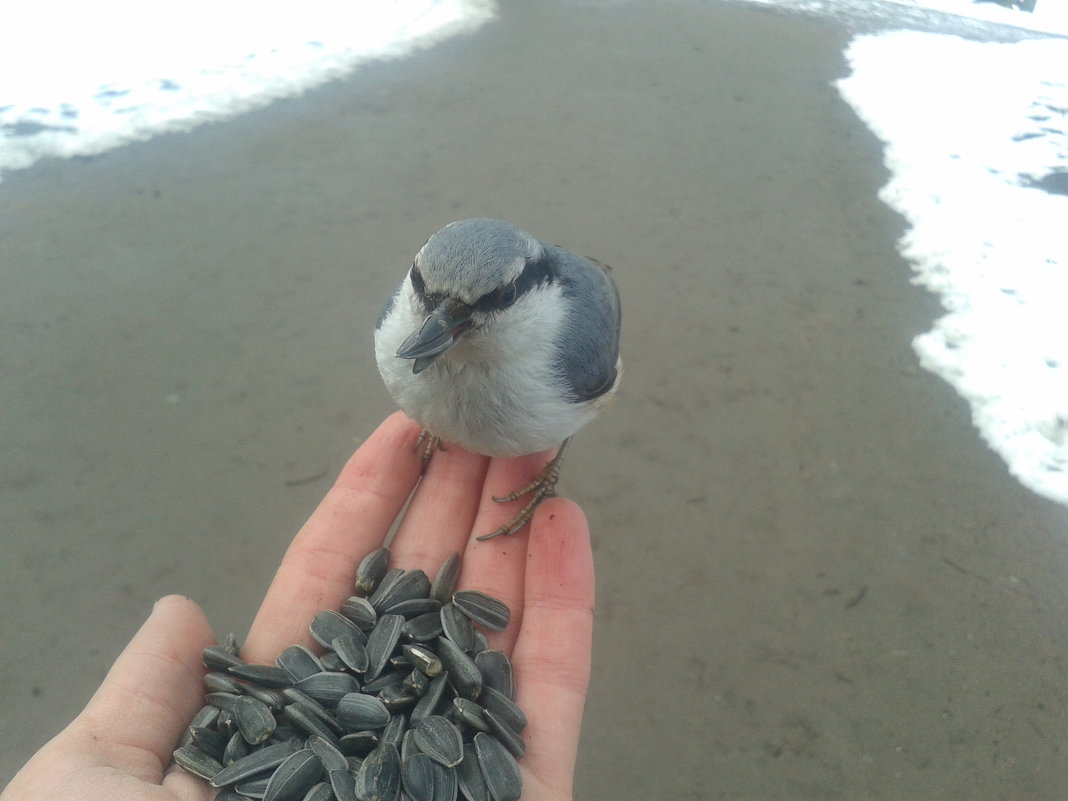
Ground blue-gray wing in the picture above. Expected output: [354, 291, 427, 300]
[548, 246, 621, 403]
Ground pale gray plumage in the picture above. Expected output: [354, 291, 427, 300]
[373, 218, 620, 536]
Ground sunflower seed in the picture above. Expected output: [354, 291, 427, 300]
[281, 704, 341, 746]
[370, 569, 431, 614]
[228, 664, 293, 689]
[270, 725, 303, 746]
[403, 611, 444, 643]
[481, 710, 524, 759]
[410, 673, 449, 725]
[210, 741, 300, 787]
[206, 691, 242, 712]
[360, 669, 407, 694]
[450, 698, 490, 733]
[319, 651, 347, 673]
[473, 732, 521, 801]
[282, 689, 343, 733]
[366, 567, 403, 605]
[205, 671, 246, 694]
[405, 668, 430, 696]
[354, 742, 402, 801]
[186, 704, 221, 736]
[216, 709, 237, 739]
[381, 713, 408, 750]
[451, 591, 509, 633]
[224, 729, 250, 764]
[378, 682, 419, 712]
[299, 783, 334, 801]
[438, 604, 475, 652]
[365, 614, 405, 681]
[329, 768, 358, 801]
[429, 552, 462, 605]
[172, 744, 223, 781]
[215, 789, 248, 801]
[341, 596, 378, 631]
[456, 743, 489, 801]
[401, 729, 420, 761]
[435, 637, 481, 701]
[337, 692, 390, 731]
[235, 776, 271, 798]
[340, 730, 379, 756]
[384, 597, 442, 618]
[189, 725, 227, 760]
[276, 645, 324, 683]
[204, 645, 246, 672]
[478, 686, 526, 732]
[412, 715, 463, 768]
[222, 632, 241, 655]
[263, 748, 322, 801]
[401, 752, 435, 801]
[429, 761, 458, 801]
[311, 610, 367, 650]
[245, 683, 287, 711]
[308, 735, 349, 772]
[355, 547, 392, 596]
[294, 671, 360, 706]
[402, 643, 443, 677]
[474, 651, 515, 701]
[471, 630, 491, 655]
[332, 634, 369, 673]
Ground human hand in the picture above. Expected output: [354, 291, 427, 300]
[1, 412, 595, 801]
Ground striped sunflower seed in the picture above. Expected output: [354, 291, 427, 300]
[337, 692, 390, 731]
[430, 552, 462, 606]
[401, 752, 435, 801]
[354, 742, 402, 801]
[365, 614, 405, 681]
[310, 610, 366, 649]
[262, 748, 321, 801]
[355, 547, 392, 596]
[276, 645, 324, 683]
[172, 744, 223, 781]
[234, 695, 276, 745]
[474, 651, 515, 701]
[412, 715, 463, 768]
[451, 591, 510, 632]
[474, 732, 522, 801]
[340, 596, 378, 630]
[210, 740, 300, 787]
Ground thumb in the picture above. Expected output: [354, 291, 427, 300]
[72, 595, 216, 780]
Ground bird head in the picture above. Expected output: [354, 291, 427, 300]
[395, 218, 551, 373]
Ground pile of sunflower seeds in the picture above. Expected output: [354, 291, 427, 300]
[172, 547, 525, 801]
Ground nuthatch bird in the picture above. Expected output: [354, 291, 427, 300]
[374, 218, 621, 539]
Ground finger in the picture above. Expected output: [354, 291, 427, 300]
[511, 499, 594, 800]
[457, 449, 557, 650]
[389, 442, 489, 573]
[242, 412, 423, 663]
[72, 595, 215, 781]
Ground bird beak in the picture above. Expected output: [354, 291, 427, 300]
[396, 297, 473, 374]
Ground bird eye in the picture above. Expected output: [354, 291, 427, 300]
[498, 282, 518, 308]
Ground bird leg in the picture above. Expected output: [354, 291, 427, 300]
[479, 438, 571, 540]
[415, 430, 445, 472]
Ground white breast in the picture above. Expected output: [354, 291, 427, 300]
[374, 282, 606, 457]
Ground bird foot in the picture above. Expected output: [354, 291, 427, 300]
[478, 440, 570, 540]
[415, 430, 444, 472]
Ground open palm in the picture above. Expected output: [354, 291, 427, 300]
[2, 413, 594, 801]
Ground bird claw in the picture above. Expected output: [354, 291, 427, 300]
[478, 440, 569, 540]
[415, 430, 444, 472]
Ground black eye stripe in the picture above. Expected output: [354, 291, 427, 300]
[472, 254, 554, 314]
[409, 264, 426, 296]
